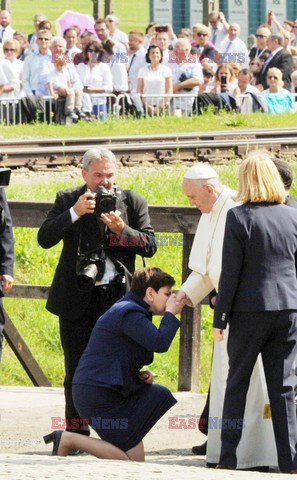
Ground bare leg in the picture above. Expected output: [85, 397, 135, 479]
[58, 431, 129, 460]
[126, 441, 145, 462]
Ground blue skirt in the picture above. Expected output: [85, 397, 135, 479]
[72, 383, 176, 451]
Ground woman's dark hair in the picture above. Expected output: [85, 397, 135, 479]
[273, 159, 293, 190]
[259, 51, 271, 62]
[145, 44, 163, 64]
[39, 20, 52, 31]
[85, 40, 104, 61]
[102, 39, 115, 55]
[202, 66, 214, 78]
[145, 22, 157, 34]
[131, 267, 175, 298]
[63, 27, 77, 38]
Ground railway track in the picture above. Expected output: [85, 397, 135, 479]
[1, 128, 297, 169]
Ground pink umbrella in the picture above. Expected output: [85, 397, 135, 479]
[55, 10, 96, 37]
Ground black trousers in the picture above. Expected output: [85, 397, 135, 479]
[59, 280, 125, 435]
[219, 310, 297, 472]
[0, 301, 6, 364]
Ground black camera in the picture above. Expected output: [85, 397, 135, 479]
[179, 72, 193, 91]
[155, 25, 168, 32]
[220, 74, 228, 93]
[0, 168, 11, 187]
[76, 250, 106, 287]
[0, 168, 11, 234]
[93, 186, 117, 215]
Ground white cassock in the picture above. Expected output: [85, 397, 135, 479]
[181, 186, 278, 468]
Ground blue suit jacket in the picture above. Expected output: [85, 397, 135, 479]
[73, 291, 180, 396]
[214, 202, 297, 329]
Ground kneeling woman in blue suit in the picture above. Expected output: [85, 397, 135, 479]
[213, 151, 297, 473]
[44, 267, 187, 461]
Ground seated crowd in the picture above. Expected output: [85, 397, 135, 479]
[1, 8, 297, 122]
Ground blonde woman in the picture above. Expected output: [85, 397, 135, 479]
[3, 38, 23, 97]
[214, 151, 297, 473]
[262, 67, 293, 113]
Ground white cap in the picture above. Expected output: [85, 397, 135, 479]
[184, 163, 218, 180]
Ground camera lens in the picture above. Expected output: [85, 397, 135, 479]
[77, 264, 98, 286]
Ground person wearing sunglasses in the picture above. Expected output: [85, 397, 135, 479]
[249, 27, 271, 60]
[76, 40, 113, 120]
[191, 24, 219, 63]
[105, 14, 128, 52]
[2, 38, 24, 97]
[248, 57, 262, 85]
[208, 11, 229, 50]
[23, 29, 54, 96]
[262, 67, 293, 113]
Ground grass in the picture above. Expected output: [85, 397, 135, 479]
[11, 0, 149, 36]
[2, 111, 297, 139]
[2, 0, 297, 390]
[0, 163, 239, 392]
[3, 158, 297, 391]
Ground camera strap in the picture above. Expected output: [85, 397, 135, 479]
[107, 253, 132, 293]
[77, 214, 108, 255]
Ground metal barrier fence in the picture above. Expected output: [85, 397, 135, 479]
[115, 93, 199, 118]
[89, 93, 117, 120]
[1, 92, 296, 125]
[0, 96, 55, 126]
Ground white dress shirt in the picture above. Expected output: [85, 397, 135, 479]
[111, 29, 128, 49]
[209, 23, 228, 49]
[169, 60, 203, 112]
[0, 25, 15, 43]
[110, 60, 128, 92]
[219, 36, 249, 66]
[127, 47, 147, 92]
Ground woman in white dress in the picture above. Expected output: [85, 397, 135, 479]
[76, 41, 113, 120]
[137, 45, 172, 116]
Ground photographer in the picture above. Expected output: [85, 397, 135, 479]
[0, 185, 14, 363]
[37, 148, 157, 441]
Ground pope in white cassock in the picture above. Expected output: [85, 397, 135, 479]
[176, 163, 278, 469]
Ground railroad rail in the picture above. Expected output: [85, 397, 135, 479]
[0, 128, 297, 169]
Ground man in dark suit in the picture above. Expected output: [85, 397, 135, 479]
[0, 187, 14, 363]
[38, 148, 157, 438]
[257, 33, 293, 91]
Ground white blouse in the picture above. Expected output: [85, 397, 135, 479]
[76, 62, 113, 105]
[138, 64, 172, 105]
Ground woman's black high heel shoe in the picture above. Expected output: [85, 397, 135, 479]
[43, 430, 64, 455]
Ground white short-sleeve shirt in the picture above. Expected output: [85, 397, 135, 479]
[137, 63, 172, 105]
